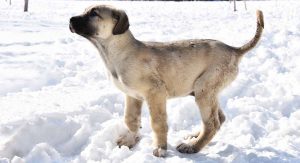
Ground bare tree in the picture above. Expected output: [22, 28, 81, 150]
[24, 0, 28, 12]
[4, 0, 12, 5]
[233, 0, 237, 11]
[232, 0, 247, 12]
[244, 0, 247, 10]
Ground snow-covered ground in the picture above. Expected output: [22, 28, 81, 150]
[0, 0, 300, 162]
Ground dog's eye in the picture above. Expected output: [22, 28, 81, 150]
[90, 10, 98, 17]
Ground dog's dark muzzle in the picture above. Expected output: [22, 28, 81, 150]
[69, 16, 82, 33]
[69, 16, 91, 35]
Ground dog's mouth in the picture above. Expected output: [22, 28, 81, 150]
[69, 25, 89, 37]
[69, 23, 75, 33]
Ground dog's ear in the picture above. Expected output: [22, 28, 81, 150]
[112, 10, 129, 35]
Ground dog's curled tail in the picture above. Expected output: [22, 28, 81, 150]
[235, 10, 264, 56]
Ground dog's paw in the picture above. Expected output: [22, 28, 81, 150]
[153, 147, 167, 157]
[117, 131, 140, 148]
[176, 143, 198, 154]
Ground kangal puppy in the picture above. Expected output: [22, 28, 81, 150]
[69, 5, 264, 157]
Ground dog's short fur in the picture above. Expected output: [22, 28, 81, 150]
[70, 5, 264, 157]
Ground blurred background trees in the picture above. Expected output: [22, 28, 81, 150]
[3, 0, 249, 12]
[24, 0, 29, 12]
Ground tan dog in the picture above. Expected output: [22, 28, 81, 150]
[69, 5, 264, 157]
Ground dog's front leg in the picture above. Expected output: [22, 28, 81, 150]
[117, 95, 143, 148]
[146, 89, 168, 157]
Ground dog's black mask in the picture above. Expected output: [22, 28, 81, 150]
[69, 15, 96, 36]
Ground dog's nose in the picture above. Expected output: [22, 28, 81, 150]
[70, 17, 76, 23]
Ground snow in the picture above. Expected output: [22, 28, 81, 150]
[0, 0, 300, 162]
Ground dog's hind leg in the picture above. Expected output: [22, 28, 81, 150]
[117, 96, 143, 148]
[184, 103, 226, 141]
[177, 68, 227, 153]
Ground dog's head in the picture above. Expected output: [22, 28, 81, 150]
[69, 5, 129, 39]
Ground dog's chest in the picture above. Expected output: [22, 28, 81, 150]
[108, 71, 143, 100]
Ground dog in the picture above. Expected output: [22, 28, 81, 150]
[69, 5, 264, 157]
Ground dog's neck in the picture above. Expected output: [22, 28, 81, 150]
[87, 30, 140, 76]
[88, 30, 138, 59]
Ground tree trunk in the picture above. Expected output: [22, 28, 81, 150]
[244, 0, 247, 10]
[24, 0, 29, 12]
[233, 0, 237, 12]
